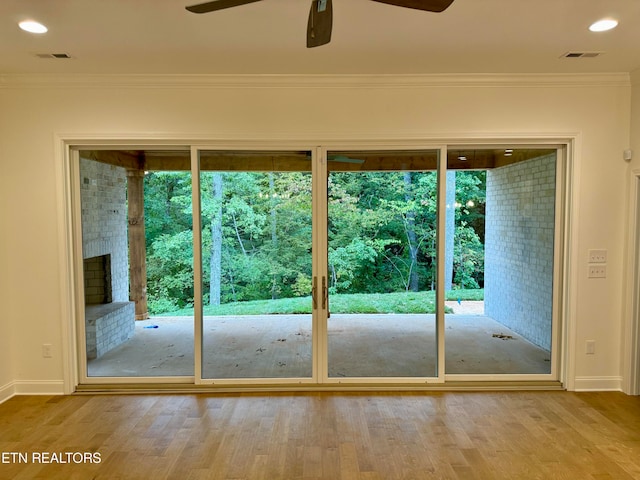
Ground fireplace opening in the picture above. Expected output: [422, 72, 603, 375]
[83, 252, 134, 360]
[84, 254, 113, 305]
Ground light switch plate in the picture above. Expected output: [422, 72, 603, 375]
[588, 249, 607, 263]
[588, 265, 606, 278]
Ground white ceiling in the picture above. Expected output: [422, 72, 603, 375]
[1, 0, 640, 75]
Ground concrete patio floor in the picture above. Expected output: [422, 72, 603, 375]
[87, 302, 552, 379]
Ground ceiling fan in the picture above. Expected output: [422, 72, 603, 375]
[185, 0, 454, 48]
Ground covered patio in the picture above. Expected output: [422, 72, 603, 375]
[79, 149, 557, 383]
[87, 302, 551, 378]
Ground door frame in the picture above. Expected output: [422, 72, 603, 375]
[623, 169, 640, 395]
[442, 143, 568, 383]
[58, 135, 576, 392]
[192, 144, 320, 386]
[318, 144, 447, 385]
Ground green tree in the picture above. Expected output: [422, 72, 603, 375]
[143, 166, 485, 314]
[453, 171, 486, 288]
[144, 171, 193, 313]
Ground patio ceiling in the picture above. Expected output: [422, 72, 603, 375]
[81, 148, 556, 172]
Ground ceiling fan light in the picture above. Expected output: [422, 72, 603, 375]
[19, 20, 48, 34]
[589, 19, 618, 32]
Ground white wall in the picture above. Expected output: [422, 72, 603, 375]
[0, 109, 14, 401]
[630, 70, 640, 169]
[0, 73, 632, 394]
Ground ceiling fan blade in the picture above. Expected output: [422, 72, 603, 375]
[369, 0, 454, 13]
[307, 0, 333, 48]
[186, 0, 263, 14]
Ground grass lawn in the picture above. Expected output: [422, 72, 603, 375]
[160, 289, 483, 316]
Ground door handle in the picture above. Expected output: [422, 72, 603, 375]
[312, 276, 318, 310]
[322, 276, 327, 310]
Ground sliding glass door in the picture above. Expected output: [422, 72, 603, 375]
[196, 150, 315, 380]
[74, 142, 562, 386]
[325, 150, 442, 380]
[444, 147, 560, 378]
[78, 152, 195, 378]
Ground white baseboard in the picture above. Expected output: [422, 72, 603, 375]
[0, 380, 66, 403]
[0, 381, 16, 404]
[13, 380, 66, 395]
[573, 376, 623, 392]
[0, 377, 625, 400]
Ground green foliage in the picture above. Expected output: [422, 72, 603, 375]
[143, 172, 194, 314]
[329, 238, 378, 293]
[146, 230, 194, 311]
[454, 222, 484, 289]
[143, 166, 486, 315]
[292, 273, 312, 297]
[160, 289, 484, 316]
[452, 171, 486, 288]
[144, 172, 192, 241]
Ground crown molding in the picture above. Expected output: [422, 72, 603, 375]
[0, 72, 631, 89]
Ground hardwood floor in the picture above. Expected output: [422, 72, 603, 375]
[1, 391, 640, 479]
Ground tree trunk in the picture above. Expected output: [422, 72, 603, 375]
[231, 212, 247, 256]
[209, 173, 223, 306]
[444, 171, 456, 291]
[404, 172, 420, 292]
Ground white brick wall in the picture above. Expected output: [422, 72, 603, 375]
[85, 303, 135, 359]
[485, 154, 556, 351]
[80, 158, 129, 302]
[80, 158, 135, 359]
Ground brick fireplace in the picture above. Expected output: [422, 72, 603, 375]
[84, 254, 112, 305]
[81, 158, 135, 360]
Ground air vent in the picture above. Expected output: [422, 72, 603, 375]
[561, 51, 603, 58]
[35, 53, 72, 59]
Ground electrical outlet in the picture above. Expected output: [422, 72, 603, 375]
[586, 340, 595, 355]
[42, 344, 53, 358]
[588, 265, 606, 278]
[588, 249, 607, 263]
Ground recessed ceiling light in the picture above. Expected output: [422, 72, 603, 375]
[19, 20, 48, 34]
[589, 19, 618, 32]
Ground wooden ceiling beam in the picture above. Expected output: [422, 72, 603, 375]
[142, 154, 190, 171]
[493, 149, 556, 168]
[80, 150, 143, 170]
[81, 149, 556, 172]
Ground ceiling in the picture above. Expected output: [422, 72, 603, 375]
[1, 0, 640, 75]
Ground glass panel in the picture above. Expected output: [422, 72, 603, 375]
[445, 148, 556, 374]
[200, 151, 313, 379]
[81, 152, 194, 377]
[326, 150, 439, 378]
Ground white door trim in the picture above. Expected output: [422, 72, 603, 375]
[623, 169, 640, 395]
[55, 133, 577, 392]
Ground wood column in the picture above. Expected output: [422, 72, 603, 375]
[127, 169, 149, 320]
